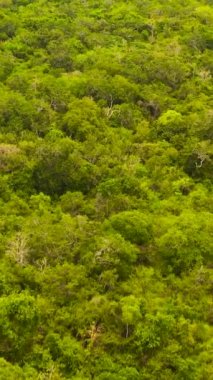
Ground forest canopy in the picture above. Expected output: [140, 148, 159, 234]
[0, 0, 212, 379]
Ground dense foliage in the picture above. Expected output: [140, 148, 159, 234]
[0, 0, 212, 378]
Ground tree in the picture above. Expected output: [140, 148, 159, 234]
[109, 211, 152, 245]
[0, 293, 39, 361]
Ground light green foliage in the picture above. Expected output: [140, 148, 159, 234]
[0, 0, 212, 378]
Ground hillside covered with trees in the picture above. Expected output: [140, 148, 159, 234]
[0, 0, 212, 378]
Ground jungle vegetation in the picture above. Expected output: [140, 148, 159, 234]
[0, 0, 212, 378]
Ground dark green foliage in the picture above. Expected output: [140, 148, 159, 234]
[109, 211, 152, 245]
